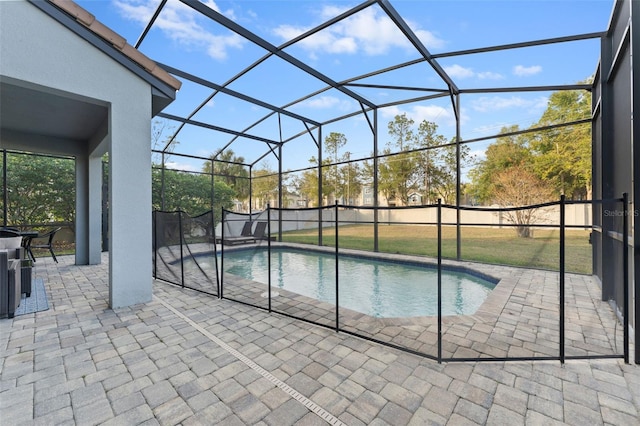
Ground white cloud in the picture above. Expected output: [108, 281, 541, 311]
[513, 65, 542, 77]
[444, 65, 503, 80]
[273, 5, 445, 57]
[413, 105, 454, 124]
[299, 95, 353, 111]
[307, 96, 340, 108]
[380, 104, 460, 127]
[470, 96, 548, 113]
[113, 0, 244, 60]
[469, 123, 510, 136]
[163, 161, 199, 172]
[477, 71, 504, 80]
[444, 64, 475, 79]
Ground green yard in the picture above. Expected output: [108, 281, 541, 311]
[281, 225, 592, 274]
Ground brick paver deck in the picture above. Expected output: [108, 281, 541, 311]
[1, 254, 638, 425]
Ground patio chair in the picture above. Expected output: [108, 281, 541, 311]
[0, 228, 21, 238]
[30, 227, 61, 263]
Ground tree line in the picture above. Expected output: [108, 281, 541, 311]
[1, 86, 591, 230]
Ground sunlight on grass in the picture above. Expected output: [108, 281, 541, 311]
[281, 224, 592, 274]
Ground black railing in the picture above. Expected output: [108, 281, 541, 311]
[153, 195, 632, 364]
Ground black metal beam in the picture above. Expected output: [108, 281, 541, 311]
[460, 84, 592, 94]
[376, 0, 459, 93]
[344, 83, 449, 93]
[432, 32, 606, 59]
[179, 0, 377, 109]
[158, 63, 320, 127]
[134, 0, 167, 48]
[157, 113, 280, 145]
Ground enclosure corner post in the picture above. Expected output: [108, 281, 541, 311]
[455, 93, 462, 261]
[267, 204, 272, 313]
[152, 210, 157, 279]
[373, 108, 379, 253]
[437, 198, 443, 363]
[559, 194, 565, 363]
[335, 200, 340, 332]
[220, 207, 225, 300]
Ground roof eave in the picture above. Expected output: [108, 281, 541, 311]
[29, 0, 179, 116]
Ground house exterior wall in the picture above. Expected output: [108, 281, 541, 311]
[592, 0, 637, 348]
[0, 1, 154, 308]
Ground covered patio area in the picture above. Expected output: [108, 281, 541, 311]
[1, 255, 638, 424]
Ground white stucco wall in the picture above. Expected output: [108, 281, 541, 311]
[1, 1, 153, 307]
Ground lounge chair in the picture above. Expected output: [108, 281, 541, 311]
[219, 221, 269, 245]
[215, 221, 251, 244]
[253, 221, 267, 240]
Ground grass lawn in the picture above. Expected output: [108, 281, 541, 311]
[281, 224, 592, 274]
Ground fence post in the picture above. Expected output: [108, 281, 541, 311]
[559, 195, 565, 363]
[437, 198, 442, 363]
[622, 193, 629, 363]
[211, 210, 220, 298]
[335, 201, 339, 332]
[178, 211, 185, 289]
[220, 208, 224, 299]
[267, 204, 272, 313]
[152, 210, 157, 279]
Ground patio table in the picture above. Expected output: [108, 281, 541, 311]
[19, 231, 39, 263]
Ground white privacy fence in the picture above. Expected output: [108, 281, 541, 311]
[219, 203, 592, 235]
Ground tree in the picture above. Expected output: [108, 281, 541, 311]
[336, 152, 362, 205]
[203, 149, 250, 203]
[297, 132, 360, 206]
[415, 122, 469, 204]
[492, 165, 555, 238]
[530, 89, 592, 199]
[4, 152, 75, 226]
[151, 168, 234, 222]
[151, 119, 179, 165]
[467, 125, 532, 204]
[293, 169, 321, 207]
[379, 114, 420, 205]
[252, 164, 280, 209]
[323, 132, 346, 198]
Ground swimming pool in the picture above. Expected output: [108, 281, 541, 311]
[212, 247, 497, 318]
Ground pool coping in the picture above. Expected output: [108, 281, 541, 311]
[156, 241, 616, 359]
[218, 242, 526, 327]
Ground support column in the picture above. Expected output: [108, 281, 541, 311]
[76, 153, 104, 265]
[75, 155, 89, 264]
[88, 154, 103, 264]
[109, 100, 152, 309]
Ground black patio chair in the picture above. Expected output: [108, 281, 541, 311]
[0, 229, 21, 238]
[30, 227, 61, 263]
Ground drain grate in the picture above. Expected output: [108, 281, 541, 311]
[155, 295, 347, 426]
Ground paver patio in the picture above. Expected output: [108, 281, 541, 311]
[1, 254, 639, 425]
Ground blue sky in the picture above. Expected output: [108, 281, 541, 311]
[76, 0, 613, 177]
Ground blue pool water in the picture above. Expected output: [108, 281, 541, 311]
[215, 248, 496, 318]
